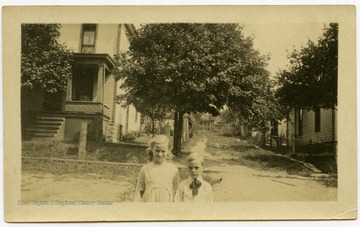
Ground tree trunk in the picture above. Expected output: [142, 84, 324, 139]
[151, 117, 155, 136]
[159, 119, 162, 134]
[173, 112, 179, 155]
[262, 131, 266, 146]
[173, 111, 184, 156]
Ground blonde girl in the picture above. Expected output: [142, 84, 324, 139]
[133, 135, 179, 202]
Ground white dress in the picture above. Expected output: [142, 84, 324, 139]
[133, 161, 179, 202]
[174, 176, 213, 202]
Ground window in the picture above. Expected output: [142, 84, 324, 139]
[72, 65, 97, 101]
[298, 108, 303, 136]
[315, 108, 321, 132]
[81, 24, 97, 53]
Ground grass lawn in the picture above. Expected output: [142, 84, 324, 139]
[21, 138, 190, 180]
[21, 140, 150, 184]
[22, 140, 150, 164]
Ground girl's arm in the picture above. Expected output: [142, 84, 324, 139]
[208, 191, 214, 202]
[174, 182, 183, 202]
[133, 167, 146, 202]
[172, 172, 180, 193]
[207, 184, 214, 202]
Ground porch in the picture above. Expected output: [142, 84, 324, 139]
[65, 101, 110, 118]
[21, 53, 117, 142]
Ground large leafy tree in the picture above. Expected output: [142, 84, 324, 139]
[276, 23, 338, 111]
[113, 24, 271, 155]
[21, 24, 74, 93]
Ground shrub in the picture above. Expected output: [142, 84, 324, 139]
[121, 132, 139, 142]
[219, 123, 240, 137]
[247, 133, 263, 146]
[105, 124, 117, 143]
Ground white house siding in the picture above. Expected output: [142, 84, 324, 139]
[59, 24, 120, 56]
[114, 25, 141, 136]
[104, 75, 115, 122]
[289, 108, 336, 146]
[58, 25, 81, 52]
[96, 24, 119, 56]
[114, 81, 141, 135]
[128, 107, 140, 132]
[119, 25, 131, 52]
[115, 105, 140, 134]
[114, 25, 129, 133]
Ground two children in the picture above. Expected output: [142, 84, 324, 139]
[134, 134, 213, 202]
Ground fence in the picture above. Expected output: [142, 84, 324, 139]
[264, 134, 337, 155]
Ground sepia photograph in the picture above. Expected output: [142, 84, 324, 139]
[2, 4, 357, 223]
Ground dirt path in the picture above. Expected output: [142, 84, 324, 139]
[21, 132, 337, 202]
[189, 134, 337, 201]
[21, 173, 135, 202]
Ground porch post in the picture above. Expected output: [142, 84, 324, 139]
[65, 78, 72, 101]
[95, 64, 104, 103]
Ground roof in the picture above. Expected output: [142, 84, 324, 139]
[124, 24, 138, 37]
[73, 53, 117, 70]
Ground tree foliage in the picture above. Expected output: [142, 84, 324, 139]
[21, 24, 74, 93]
[113, 23, 273, 155]
[227, 71, 283, 131]
[276, 23, 338, 110]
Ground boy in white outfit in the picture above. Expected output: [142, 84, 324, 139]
[174, 153, 213, 202]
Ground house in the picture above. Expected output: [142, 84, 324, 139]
[287, 107, 337, 153]
[22, 24, 141, 142]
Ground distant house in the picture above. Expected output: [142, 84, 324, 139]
[287, 107, 337, 152]
[22, 24, 141, 142]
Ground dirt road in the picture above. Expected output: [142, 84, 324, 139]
[193, 135, 337, 201]
[21, 133, 337, 202]
[21, 173, 135, 202]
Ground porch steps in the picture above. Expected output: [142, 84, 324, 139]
[22, 115, 65, 141]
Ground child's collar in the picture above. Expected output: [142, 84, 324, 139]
[189, 175, 204, 182]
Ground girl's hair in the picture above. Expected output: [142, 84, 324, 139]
[185, 153, 205, 166]
[148, 134, 170, 149]
[146, 135, 172, 161]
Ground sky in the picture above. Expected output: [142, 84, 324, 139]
[242, 23, 326, 78]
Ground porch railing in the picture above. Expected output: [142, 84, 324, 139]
[65, 101, 109, 118]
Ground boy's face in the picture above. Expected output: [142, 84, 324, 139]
[187, 159, 204, 179]
[152, 143, 168, 164]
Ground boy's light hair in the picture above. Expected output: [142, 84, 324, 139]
[186, 153, 205, 166]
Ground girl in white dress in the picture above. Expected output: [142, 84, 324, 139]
[133, 135, 179, 202]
